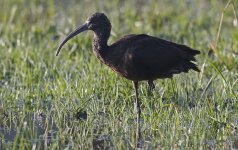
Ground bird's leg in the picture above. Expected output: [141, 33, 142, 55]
[133, 81, 143, 148]
[147, 80, 155, 96]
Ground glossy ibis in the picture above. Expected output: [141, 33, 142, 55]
[56, 12, 200, 147]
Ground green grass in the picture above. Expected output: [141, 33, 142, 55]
[0, 0, 238, 149]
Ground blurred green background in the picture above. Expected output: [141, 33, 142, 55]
[0, 0, 237, 149]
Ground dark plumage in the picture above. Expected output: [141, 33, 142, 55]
[56, 12, 200, 147]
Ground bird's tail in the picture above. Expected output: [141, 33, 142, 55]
[171, 60, 200, 74]
[182, 61, 200, 72]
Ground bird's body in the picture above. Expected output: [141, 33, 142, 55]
[100, 34, 199, 82]
[56, 12, 200, 148]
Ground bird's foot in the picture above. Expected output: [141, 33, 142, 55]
[136, 116, 143, 150]
[136, 137, 143, 150]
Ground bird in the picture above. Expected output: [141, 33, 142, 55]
[56, 12, 200, 147]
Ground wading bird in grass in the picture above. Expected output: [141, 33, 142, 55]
[56, 12, 200, 148]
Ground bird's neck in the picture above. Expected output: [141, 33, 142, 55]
[93, 34, 108, 52]
[92, 28, 110, 56]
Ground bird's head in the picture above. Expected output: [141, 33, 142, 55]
[56, 12, 111, 56]
[86, 13, 111, 31]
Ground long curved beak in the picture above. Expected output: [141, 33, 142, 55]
[56, 23, 88, 56]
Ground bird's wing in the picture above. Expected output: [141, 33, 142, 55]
[126, 34, 183, 72]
